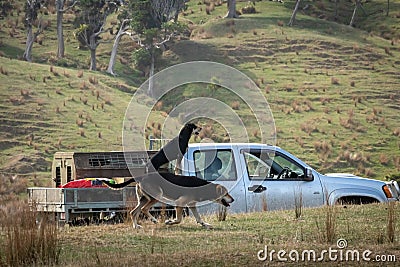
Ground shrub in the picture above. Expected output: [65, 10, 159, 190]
[241, 4, 256, 14]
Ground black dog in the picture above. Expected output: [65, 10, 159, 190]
[147, 123, 201, 172]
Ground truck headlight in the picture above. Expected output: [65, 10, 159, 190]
[382, 185, 393, 198]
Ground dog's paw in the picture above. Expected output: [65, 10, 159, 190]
[165, 219, 174, 225]
[200, 222, 213, 229]
[133, 224, 142, 229]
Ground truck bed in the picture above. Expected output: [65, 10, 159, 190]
[28, 187, 137, 223]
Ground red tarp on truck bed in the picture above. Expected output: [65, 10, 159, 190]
[60, 178, 114, 188]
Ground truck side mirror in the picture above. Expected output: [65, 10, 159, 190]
[304, 168, 314, 181]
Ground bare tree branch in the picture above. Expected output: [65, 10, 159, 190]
[59, 0, 79, 13]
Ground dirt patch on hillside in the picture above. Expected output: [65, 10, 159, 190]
[2, 154, 49, 174]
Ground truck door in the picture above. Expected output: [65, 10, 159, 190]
[239, 148, 324, 212]
[190, 148, 247, 214]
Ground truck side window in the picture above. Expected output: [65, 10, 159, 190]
[242, 150, 273, 180]
[272, 154, 305, 180]
[242, 150, 305, 180]
[194, 150, 237, 181]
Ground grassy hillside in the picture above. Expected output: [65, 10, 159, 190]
[0, 58, 132, 183]
[0, 0, 399, 184]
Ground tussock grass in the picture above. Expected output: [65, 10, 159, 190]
[387, 201, 396, 243]
[18, 203, 396, 266]
[294, 187, 303, 220]
[0, 201, 60, 266]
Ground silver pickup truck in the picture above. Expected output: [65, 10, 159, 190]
[177, 143, 400, 213]
[28, 143, 400, 224]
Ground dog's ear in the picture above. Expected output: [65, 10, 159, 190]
[216, 184, 226, 196]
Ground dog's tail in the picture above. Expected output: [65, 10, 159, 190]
[102, 178, 136, 189]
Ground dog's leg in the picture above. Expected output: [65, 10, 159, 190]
[174, 156, 182, 175]
[141, 198, 158, 224]
[165, 206, 183, 225]
[130, 196, 148, 229]
[189, 206, 213, 229]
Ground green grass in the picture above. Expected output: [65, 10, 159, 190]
[0, 57, 160, 183]
[168, 0, 400, 178]
[0, 0, 400, 183]
[5, 202, 393, 266]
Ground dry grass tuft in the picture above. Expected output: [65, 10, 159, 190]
[77, 70, 84, 78]
[331, 77, 340, 85]
[393, 128, 400, 137]
[0, 66, 8, 75]
[89, 76, 98, 85]
[387, 202, 396, 243]
[0, 201, 60, 266]
[80, 81, 89, 90]
[379, 153, 390, 165]
[231, 100, 240, 110]
[217, 206, 227, 221]
[76, 119, 84, 127]
[50, 65, 59, 76]
[294, 187, 303, 219]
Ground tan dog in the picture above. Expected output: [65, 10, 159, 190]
[102, 172, 234, 229]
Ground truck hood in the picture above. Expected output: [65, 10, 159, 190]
[325, 173, 368, 179]
[320, 172, 388, 192]
[320, 173, 400, 200]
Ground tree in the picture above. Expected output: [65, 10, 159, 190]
[386, 0, 390, 16]
[349, 0, 367, 27]
[73, 0, 120, 70]
[106, 18, 132, 76]
[0, 0, 14, 18]
[55, 0, 78, 58]
[225, 0, 238, 18]
[129, 0, 187, 97]
[288, 0, 301, 26]
[23, 0, 46, 62]
[150, 0, 187, 23]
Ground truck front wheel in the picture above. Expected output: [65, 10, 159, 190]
[337, 196, 379, 205]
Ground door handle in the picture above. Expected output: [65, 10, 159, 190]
[248, 185, 267, 193]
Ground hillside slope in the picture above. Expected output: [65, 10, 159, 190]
[0, 58, 134, 182]
[0, 0, 399, 183]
